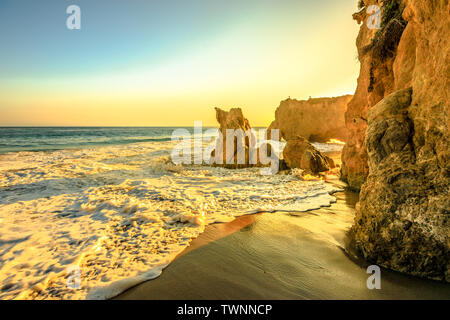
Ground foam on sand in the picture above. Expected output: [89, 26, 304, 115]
[0, 141, 341, 299]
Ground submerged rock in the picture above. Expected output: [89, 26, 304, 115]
[283, 137, 330, 174]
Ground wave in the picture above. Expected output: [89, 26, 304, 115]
[0, 137, 175, 154]
[0, 139, 342, 300]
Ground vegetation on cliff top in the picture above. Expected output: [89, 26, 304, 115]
[380, 0, 403, 28]
[362, 0, 407, 61]
[358, 0, 365, 10]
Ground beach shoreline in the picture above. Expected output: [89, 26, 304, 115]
[0, 137, 345, 299]
[115, 188, 450, 300]
[1, 136, 448, 300]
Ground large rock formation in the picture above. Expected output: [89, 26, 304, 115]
[211, 107, 260, 168]
[341, 0, 408, 189]
[283, 137, 330, 174]
[268, 95, 352, 143]
[215, 107, 252, 134]
[347, 0, 449, 281]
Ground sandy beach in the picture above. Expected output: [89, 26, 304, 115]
[116, 190, 450, 300]
[0, 137, 346, 299]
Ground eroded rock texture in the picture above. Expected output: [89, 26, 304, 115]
[268, 96, 352, 143]
[341, 0, 408, 189]
[211, 107, 260, 168]
[348, 0, 449, 281]
[283, 137, 330, 174]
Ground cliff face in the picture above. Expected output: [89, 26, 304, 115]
[341, 0, 408, 189]
[348, 0, 449, 281]
[268, 95, 352, 143]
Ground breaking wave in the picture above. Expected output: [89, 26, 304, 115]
[0, 139, 341, 299]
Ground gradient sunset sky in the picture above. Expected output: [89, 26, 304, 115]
[0, 0, 360, 127]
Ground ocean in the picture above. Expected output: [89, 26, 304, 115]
[0, 127, 197, 154]
[0, 127, 344, 299]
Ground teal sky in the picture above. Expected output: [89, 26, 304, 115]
[0, 0, 361, 126]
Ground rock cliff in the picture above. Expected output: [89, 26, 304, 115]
[347, 0, 449, 281]
[341, 0, 408, 189]
[268, 96, 352, 143]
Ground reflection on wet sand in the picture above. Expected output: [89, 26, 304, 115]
[117, 191, 450, 300]
[177, 214, 261, 258]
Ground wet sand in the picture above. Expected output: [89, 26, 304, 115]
[116, 190, 450, 300]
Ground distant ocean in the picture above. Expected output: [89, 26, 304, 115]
[0, 127, 344, 155]
[0, 127, 203, 154]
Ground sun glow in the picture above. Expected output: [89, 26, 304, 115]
[0, 0, 359, 127]
[326, 139, 346, 145]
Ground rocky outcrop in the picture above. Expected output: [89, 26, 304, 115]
[283, 137, 330, 174]
[268, 96, 352, 143]
[325, 156, 336, 169]
[348, 0, 449, 281]
[211, 107, 260, 168]
[215, 107, 252, 133]
[341, 0, 407, 190]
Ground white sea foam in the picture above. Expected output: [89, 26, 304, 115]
[0, 141, 341, 299]
[312, 141, 345, 153]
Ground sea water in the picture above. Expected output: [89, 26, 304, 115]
[0, 127, 344, 299]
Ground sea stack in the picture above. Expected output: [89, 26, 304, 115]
[211, 107, 261, 169]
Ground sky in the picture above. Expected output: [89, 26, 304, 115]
[0, 0, 360, 127]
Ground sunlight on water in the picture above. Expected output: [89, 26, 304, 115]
[0, 137, 342, 300]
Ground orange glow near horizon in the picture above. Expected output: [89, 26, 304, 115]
[0, 1, 360, 127]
